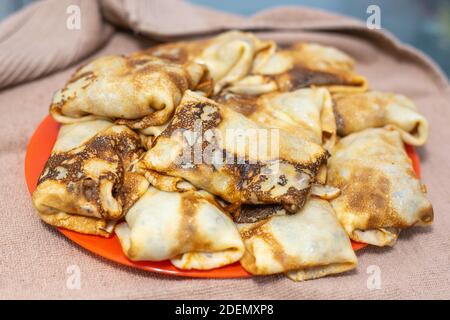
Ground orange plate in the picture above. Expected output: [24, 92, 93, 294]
[24, 116, 421, 278]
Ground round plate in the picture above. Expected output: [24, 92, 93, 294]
[25, 116, 420, 278]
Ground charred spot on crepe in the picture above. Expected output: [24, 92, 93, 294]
[332, 99, 346, 136]
[67, 71, 96, 85]
[274, 65, 348, 91]
[225, 161, 309, 212]
[332, 93, 385, 136]
[347, 168, 395, 226]
[278, 175, 287, 186]
[331, 165, 412, 229]
[175, 192, 203, 255]
[160, 101, 222, 135]
[214, 92, 260, 117]
[175, 191, 218, 253]
[240, 219, 301, 271]
[234, 204, 285, 223]
[119, 172, 152, 214]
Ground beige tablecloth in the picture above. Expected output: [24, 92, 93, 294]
[0, 0, 449, 299]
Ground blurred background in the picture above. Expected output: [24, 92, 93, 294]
[1, 0, 449, 77]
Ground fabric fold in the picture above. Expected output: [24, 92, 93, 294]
[1, 0, 447, 91]
[0, 0, 113, 89]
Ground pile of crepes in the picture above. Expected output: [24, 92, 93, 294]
[32, 31, 433, 281]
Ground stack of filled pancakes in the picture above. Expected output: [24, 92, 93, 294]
[32, 31, 433, 281]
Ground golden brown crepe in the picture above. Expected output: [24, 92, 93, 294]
[237, 198, 357, 281]
[216, 87, 336, 150]
[144, 32, 366, 96]
[228, 42, 368, 95]
[32, 120, 149, 236]
[145, 31, 274, 95]
[332, 91, 429, 146]
[140, 90, 329, 213]
[215, 87, 336, 187]
[50, 53, 211, 130]
[327, 128, 433, 246]
[197, 31, 274, 94]
[115, 186, 245, 270]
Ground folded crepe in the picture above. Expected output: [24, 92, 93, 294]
[50, 53, 211, 129]
[146, 31, 274, 95]
[144, 32, 365, 96]
[327, 128, 433, 246]
[237, 198, 357, 281]
[227, 42, 368, 95]
[32, 120, 149, 236]
[115, 186, 245, 270]
[332, 91, 429, 146]
[216, 87, 336, 150]
[140, 90, 329, 213]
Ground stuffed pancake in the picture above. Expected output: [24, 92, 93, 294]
[227, 42, 368, 95]
[115, 186, 245, 270]
[327, 128, 433, 246]
[50, 54, 211, 130]
[32, 120, 149, 236]
[216, 87, 336, 150]
[140, 90, 329, 213]
[237, 198, 357, 281]
[332, 91, 429, 146]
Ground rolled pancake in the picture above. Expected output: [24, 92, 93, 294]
[32, 120, 149, 236]
[228, 42, 368, 95]
[115, 186, 245, 270]
[327, 128, 433, 246]
[216, 87, 336, 150]
[140, 90, 329, 213]
[332, 91, 429, 146]
[50, 53, 211, 129]
[237, 198, 357, 281]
